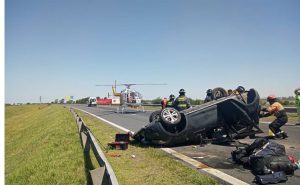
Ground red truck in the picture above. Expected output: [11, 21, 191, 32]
[96, 97, 112, 105]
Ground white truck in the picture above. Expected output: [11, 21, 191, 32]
[88, 97, 97, 107]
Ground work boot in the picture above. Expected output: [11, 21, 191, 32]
[282, 132, 288, 139]
[275, 132, 283, 139]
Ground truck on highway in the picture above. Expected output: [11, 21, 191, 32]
[88, 97, 97, 107]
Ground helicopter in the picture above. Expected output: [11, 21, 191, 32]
[96, 81, 167, 113]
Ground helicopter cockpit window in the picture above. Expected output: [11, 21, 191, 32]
[128, 92, 135, 103]
[127, 92, 142, 104]
[134, 92, 142, 99]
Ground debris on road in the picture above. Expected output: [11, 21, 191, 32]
[192, 156, 204, 159]
[231, 138, 299, 184]
[107, 132, 130, 150]
[107, 154, 121, 157]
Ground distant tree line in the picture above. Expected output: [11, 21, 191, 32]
[51, 99, 66, 104]
[75, 97, 89, 104]
[260, 97, 296, 106]
[145, 96, 296, 106]
[57, 95, 297, 106]
[143, 97, 203, 105]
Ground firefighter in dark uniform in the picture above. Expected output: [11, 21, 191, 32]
[174, 89, 191, 111]
[260, 95, 288, 139]
[166, 94, 175, 108]
[204, 89, 213, 103]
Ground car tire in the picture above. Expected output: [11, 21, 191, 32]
[212, 87, 228, 100]
[236, 86, 246, 93]
[149, 110, 161, 122]
[160, 108, 181, 125]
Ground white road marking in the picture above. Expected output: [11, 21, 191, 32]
[74, 107, 132, 133]
[161, 148, 249, 185]
[72, 106, 250, 185]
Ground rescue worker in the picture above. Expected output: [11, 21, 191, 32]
[260, 95, 288, 139]
[295, 88, 300, 123]
[204, 89, 213, 103]
[174, 89, 191, 111]
[227, 89, 233, 96]
[161, 97, 167, 109]
[166, 94, 175, 108]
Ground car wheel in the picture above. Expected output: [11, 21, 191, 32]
[236, 86, 245, 93]
[212, 87, 228, 100]
[149, 110, 161, 122]
[160, 108, 181, 125]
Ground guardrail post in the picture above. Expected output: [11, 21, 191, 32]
[78, 121, 82, 132]
[78, 122, 90, 152]
[90, 166, 110, 185]
[71, 110, 119, 185]
[81, 131, 91, 153]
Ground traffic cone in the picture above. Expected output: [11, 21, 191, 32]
[268, 129, 275, 137]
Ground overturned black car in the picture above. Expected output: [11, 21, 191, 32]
[133, 87, 263, 146]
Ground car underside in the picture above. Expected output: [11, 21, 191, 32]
[133, 87, 263, 146]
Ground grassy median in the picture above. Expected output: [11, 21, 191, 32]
[5, 105, 86, 185]
[76, 109, 218, 185]
[5, 104, 217, 185]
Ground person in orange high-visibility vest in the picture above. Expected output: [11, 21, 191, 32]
[260, 95, 288, 139]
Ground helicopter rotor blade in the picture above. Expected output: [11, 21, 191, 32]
[120, 83, 167, 86]
[95, 84, 123, 86]
[96, 83, 167, 87]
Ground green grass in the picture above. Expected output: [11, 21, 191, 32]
[5, 105, 86, 185]
[76, 110, 218, 185]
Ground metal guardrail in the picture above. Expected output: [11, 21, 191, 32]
[70, 108, 119, 185]
[284, 107, 297, 113]
[142, 104, 161, 107]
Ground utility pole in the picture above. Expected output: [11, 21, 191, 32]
[39, 96, 42, 103]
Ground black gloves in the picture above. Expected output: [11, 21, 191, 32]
[259, 112, 265, 118]
[261, 108, 267, 112]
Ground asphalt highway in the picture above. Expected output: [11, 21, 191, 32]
[69, 104, 300, 185]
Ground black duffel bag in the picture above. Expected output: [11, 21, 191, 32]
[231, 148, 248, 164]
[249, 155, 296, 175]
[249, 155, 272, 174]
[268, 156, 297, 175]
[255, 171, 288, 185]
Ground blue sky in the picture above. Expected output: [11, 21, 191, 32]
[5, 0, 300, 103]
